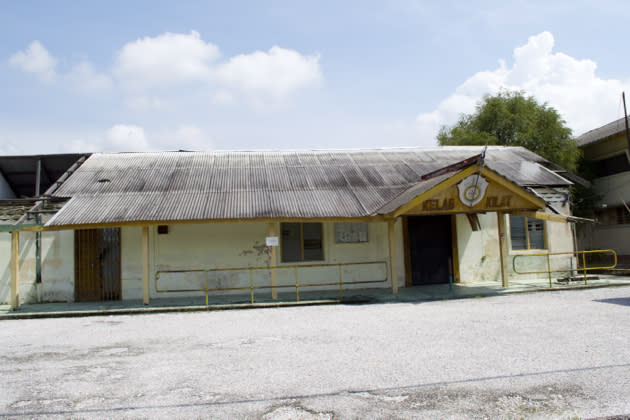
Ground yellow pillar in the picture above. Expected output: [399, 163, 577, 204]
[268, 222, 278, 300]
[10, 231, 19, 310]
[388, 219, 398, 294]
[497, 212, 509, 287]
[142, 226, 150, 305]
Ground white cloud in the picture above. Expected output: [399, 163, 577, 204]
[113, 32, 321, 100]
[107, 124, 150, 151]
[10, 32, 322, 105]
[62, 138, 101, 153]
[216, 46, 322, 99]
[66, 61, 112, 92]
[114, 30, 220, 88]
[416, 31, 630, 142]
[172, 125, 212, 150]
[9, 40, 57, 82]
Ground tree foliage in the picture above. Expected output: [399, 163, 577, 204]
[437, 91, 581, 172]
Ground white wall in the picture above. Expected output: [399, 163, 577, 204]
[0, 230, 74, 304]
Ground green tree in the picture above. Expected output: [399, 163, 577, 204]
[437, 90, 581, 172]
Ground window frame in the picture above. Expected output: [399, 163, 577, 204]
[280, 222, 324, 263]
[509, 215, 547, 251]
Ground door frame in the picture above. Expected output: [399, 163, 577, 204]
[403, 215, 459, 286]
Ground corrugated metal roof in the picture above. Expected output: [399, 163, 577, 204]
[46, 146, 571, 226]
[577, 116, 629, 147]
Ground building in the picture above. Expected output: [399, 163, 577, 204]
[577, 117, 630, 265]
[1, 146, 578, 309]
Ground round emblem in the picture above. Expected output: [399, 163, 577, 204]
[457, 174, 489, 207]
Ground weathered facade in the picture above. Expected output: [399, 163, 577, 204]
[1, 147, 578, 308]
[577, 117, 630, 265]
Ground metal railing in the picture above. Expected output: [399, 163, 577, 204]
[155, 260, 388, 304]
[512, 249, 617, 287]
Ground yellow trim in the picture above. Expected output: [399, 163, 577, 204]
[511, 210, 568, 224]
[496, 212, 509, 287]
[42, 215, 387, 232]
[10, 231, 20, 310]
[142, 226, 150, 305]
[389, 166, 546, 218]
[391, 166, 478, 218]
[388, 219, 398, 294]
[268, 222, 278, 300]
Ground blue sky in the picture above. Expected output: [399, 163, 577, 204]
[2, 1, 630, 154]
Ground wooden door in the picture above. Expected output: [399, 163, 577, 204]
[75, 228, 121, 301]
[407, 216, 452, 285]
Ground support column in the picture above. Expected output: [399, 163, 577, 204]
[388, 219, 398, 294]
[142, 226, 150, 305]
[268, 222, 278, 300]
[497, 212, 509, 287]
[10, 231, 19, 310]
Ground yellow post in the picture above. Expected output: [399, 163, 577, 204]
[10, 231, 20, 310]
[388, 219, 398, 294]
[268, 222, 278, 300]
[294, 266, 300, 302]
[338, 265, 343, 298]
[497, 212, 509, 288]
[142, 226, 150, 305]
[582, 252, 588, 284]
[249, 269, 254, 303]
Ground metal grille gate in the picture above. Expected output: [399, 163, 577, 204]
[75, 228, 121, 301]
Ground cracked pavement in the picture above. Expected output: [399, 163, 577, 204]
[1, 287, 629, 419]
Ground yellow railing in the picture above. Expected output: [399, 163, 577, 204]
[512, 249, 617, 287]
[155, 261, 388, 305]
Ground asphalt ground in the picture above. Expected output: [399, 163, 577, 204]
[1, 286, 629, 419]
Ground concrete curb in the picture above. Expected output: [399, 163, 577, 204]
[0, 299, 356, 320]
[1, 282, 629, 320]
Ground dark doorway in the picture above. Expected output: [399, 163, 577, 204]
[75, 228, 121, 301]
[407, 216, 452, 285]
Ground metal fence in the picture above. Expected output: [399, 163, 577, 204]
[155, 260, 388, 304]
[512, 249, 617, 287]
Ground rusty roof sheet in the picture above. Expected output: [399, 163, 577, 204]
[46, 146, 571, 226]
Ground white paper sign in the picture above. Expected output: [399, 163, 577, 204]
[266, 236, 279, 246]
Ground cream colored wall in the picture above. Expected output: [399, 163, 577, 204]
[122, 221, 400, 301]
[456, 213, 501, 283]
[0, 233, 11, 303]
[506, 204, 575, 281]
[0, 230, 74, 304]
[455, 207, 575, 284]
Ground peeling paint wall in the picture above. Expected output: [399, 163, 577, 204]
[0, 230, 74, 304]
[456, 213, 501, 283]
[455, 208, 575, 284]
[122, 221, 400, 301]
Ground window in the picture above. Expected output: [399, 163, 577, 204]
[617, 207, 630, 224]
[334, 222, 368, 243]
[509, 215, 545, 250]
[597, 154, 630, 177]
[594, 206, 630, 225]
[281, 222, 323, 262]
